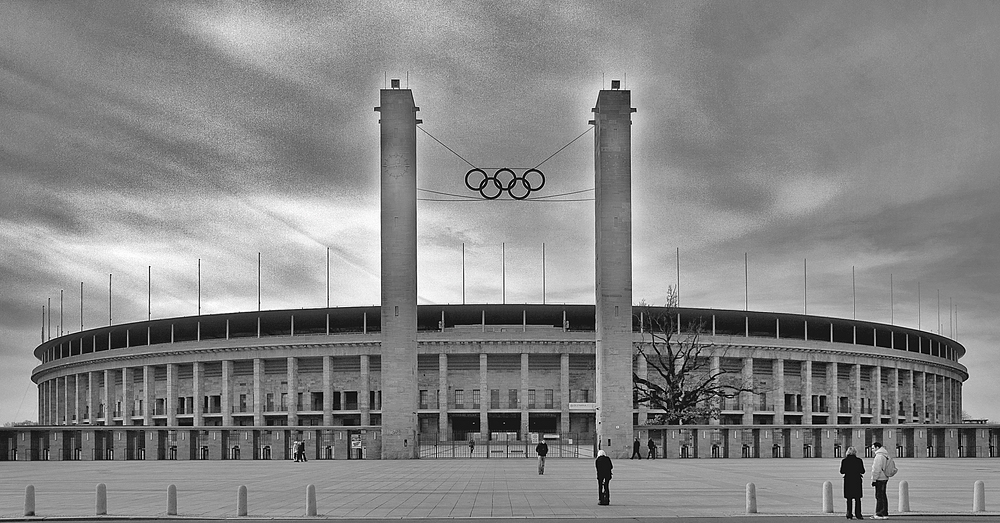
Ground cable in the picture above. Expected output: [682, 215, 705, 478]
[531, 126, 593, 169]
[417, 125, 478, 168]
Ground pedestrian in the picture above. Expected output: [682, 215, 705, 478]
[647, 437, 657, 460]
[869, 441, 894, 519]
[596, 449, 613, 505]
[536, 439, 548, 475]
[299, 440, 308, 462]
[292, 440, 301, 462]
[631, 437, 642, 459]
[469, 438, 475, 457]
[840, 446, 865, 519]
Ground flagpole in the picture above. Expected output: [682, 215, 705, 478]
[744, 252, 748, 311]
[852, 266, 856, 320]
[108, 273, 112, 326]
[676, 247, 680, 307]
[462, 243, 466, 305]
[502, 242, 506, 305]
[47, 297, 51, 341]
[890, 273, 894, 325]
[148, 266, 151, 322]
[803, 259, 807, 315]
[59, 289, 64, 337]
[258, 252, 262, 312]
[80, 281, 84, 332]
[326, 247, 330, 308]
[542, 242, 546, 305]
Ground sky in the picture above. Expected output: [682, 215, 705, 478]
[2, 0, 998, 425]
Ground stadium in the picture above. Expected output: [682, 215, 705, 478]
[6, 83, 996, 461]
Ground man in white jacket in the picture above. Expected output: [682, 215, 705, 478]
[869, 442, 890, 519]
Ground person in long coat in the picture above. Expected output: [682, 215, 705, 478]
[596, 450, 613, 505]
[840, 446, 865, 519]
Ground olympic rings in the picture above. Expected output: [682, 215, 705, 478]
[465, 168, 545, 200]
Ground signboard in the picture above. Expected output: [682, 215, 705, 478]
[569, 402, 597, 411]
[350, 434, 362, 449]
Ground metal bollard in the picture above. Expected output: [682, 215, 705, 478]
[96, 483, 107, 515]
[167, 484, 177, 516]
[974, 481, 986, 513]
[237, 485, 248, 516]
[24, 485, 35, 517]
[822, 481, 833, 513]
[746, 482, 757, 514]
[898, 481, 910, 512]
[306, 484, 317, 516]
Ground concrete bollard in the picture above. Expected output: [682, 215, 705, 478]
[974, 481, 986, 513]
[898, 481, 910, 512]
[167, 484, 177, 516]
[96, 483, 107, 515]
[822, 481, 833, 513]
[24, 485, 35, 517]
[746, 482, 757, 514]
[306, 484, 317, 516]
[237, 485, 248, 516]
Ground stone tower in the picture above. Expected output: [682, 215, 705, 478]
[376, 81, 420, 458]
[592, 83, 635, 458]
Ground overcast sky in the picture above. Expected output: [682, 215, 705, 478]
[2, 1, 998, 425]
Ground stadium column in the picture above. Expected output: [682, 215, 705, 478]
[287, 357, 298, 427]
[741, 357, 753, 425]
[827, 363, 839, 422]
[873, 366, 882, 425]
[74, 374, 81, 425]
[192, 362, 203, 426]
[438, 354, 448, 441]
[376, 83, 420, 458]
[520, 353, 529, 437]
[142, 366, 153, 425]
[560, 353, 570, 435]
[103, 369, 112, 424]
[852, 364, 862, 424]
[709, 356, 721, 426]
[360, 355, 370, 426]
[774, 359, 785, 425]
[803, 360, 813, 424]
[253, 359, 263, 426]
[592, 84, 636, 458]
[166, 364, 178, 426]
[322, 356, 333, 426]
[479, 354, 488, 440]
[221, 360, 233, 426]
[121, 368, 132, 422]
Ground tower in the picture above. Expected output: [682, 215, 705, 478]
[376, 81, 420, 458]
[592, 82, 636, 458]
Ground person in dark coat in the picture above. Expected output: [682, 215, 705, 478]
[840, 446, 865, 519]
[631, 437, 642, 459]
[536, 440, 548, 475]
[647, 438, 657, 459]
[596, 449, 613, 505]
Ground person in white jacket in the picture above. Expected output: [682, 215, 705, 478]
[869, 442, 890, 519]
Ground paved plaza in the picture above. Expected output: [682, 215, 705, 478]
[1, 457, 999, 520]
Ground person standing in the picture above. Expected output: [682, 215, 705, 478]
[647, 438, 657, 460]
[631, 437, 642, 459]
[292, 440, 301, 462]
[536, 439, 549, 475]
[870, 442, 890, 519]
[469, 438, 475, 457]
[840, 446, 865, 519]
[596, 449, 613, 505]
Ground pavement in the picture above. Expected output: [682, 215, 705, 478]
[1, 457, 998, 521]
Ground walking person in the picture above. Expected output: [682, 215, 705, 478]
[292, 440, 301, 462]
[869, 442, 893, 519]
[469, 438, 475, 457]
[299, 440, 308, 462]
[596, 449, 613, 505]
[840, 446, 865, 519]
[631, 437, 642, 459]
[536, 439, 548, 475]
[647, 437, 657, 460]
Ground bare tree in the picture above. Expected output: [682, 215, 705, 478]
[633, 294, 756, 425]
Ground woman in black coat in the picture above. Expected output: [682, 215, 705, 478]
[840, 446, 865, 519]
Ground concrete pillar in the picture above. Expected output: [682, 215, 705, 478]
[75, 374, 82, 425]
[637, 351, 648, 424]
[907, 367, 915, 421]
[121, 368, 132, 423]
[827, 363, 839, 423]
[945, 376, 952, 423]
[103, 369, 112, 424]
[192, 362, 203, 427]
[520, 353, 529, 437]
[142, 366, 153, 425]
[593, 85, 635, 459]
[873, 366, 882, 425]
[438, 353, 448, 440]
[479, 353, 488, 440]
[55, 377, 63, 425]
[774, 359, 785, 425]
[252, 359, 263, 426]
[222, 360, 233, 426]
[803, 360, 813, 424]
[919, 370, 927, 423]
[88, 371, 99, 425]
[377, 83, 419, 459]
[890, 366, 900, 423]
[852, 364, 862, 424]
[742, 357, 754, 425]
[560, 353, 570, 436]
[166, 363, 177, 426]
[287, 357, 299, 427]
[322, 356, 333, 426]
[360, 355, 370, 427]
[709, 356, 721, 426]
